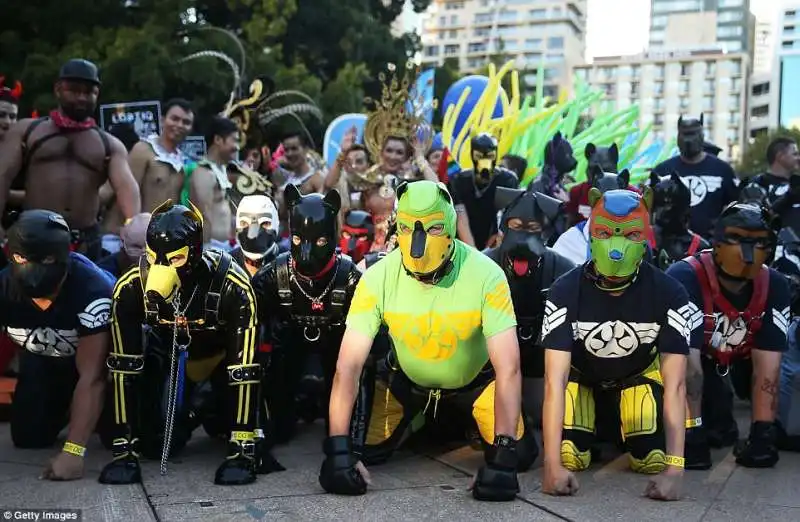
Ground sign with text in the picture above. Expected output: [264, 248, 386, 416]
[99, 100, 161, 140]
[178, 135, 207, 162]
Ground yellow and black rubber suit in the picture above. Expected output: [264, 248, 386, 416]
[98, 200, 272, 486]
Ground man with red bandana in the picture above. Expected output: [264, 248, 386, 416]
[252, 186, 361, 443]
[338, 210, 375, 264]
[541, 188, 692, 501]
[0, 59, 141, 260]
[667, 203, 790, 470]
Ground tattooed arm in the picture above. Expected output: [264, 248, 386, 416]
[751, 349, 782, 422]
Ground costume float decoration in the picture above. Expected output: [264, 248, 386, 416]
[98, 200, 283, 486]
[439, 60, 677, 188]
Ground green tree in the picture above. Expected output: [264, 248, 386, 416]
[735, 127, 800, 177]
[432, 57, 462, 129]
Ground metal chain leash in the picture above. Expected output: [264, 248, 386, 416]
[289, 261, 339, 309]
[160, 287, 197, 476]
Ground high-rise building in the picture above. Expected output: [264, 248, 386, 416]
[772, 3, 800, 131]
[573, 48, 749, 162]
[420, 0, 587, 98]
[749, 73, 772, 138]
[649, 0, 756, 58]
[753, 20, 775, 73]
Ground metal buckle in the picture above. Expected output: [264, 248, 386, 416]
[241, 440, 256, 457]
[518, 326, 534, 342]
[231, 367, 244, 382]
[304, 327, 321, 342]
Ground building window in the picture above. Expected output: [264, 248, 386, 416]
[680, 97, 690, 109]
[727, 129, 739, 144]
[652, 0, 702, 14]
[731, 78, 741, 92]
[548, 36, 564, 50]
[468, 58, 483, 69]
[650, 30, 665, 42]
[450, 15, 459, 25]
[654, 65, 665, 78]
[467, 42, 486, 53]
[651, 15, 668, 29]
[703, 96, 714, 111]
[752, 105, 769, 117]
[704, 79, 716, 93]
[705, 61, 716, 76]
[729, 94, 741, 109]
[499, 10, 517, 22]
[445, 44, 460, 56]
[631, 82, 640, 97]
[718, 11, 744, 23]
[753, 83, 770, 96]
[574, 69, 588, 81]
[631, 66, 640, 78]
[600, 67, 616, 80]
[654, 114, 664, 126]
[783, 40, 795, 49]
[718, 0, 744, 7]
[726, 61, 742, 76]
[475, 13, 493, 24]
[449, 30, 458, 39]
[525, 38, 542, 50]
[544, 67, 561, 81]
[445, 1, 464, 9]
[718, 26, 743, 38]
[654, 81, 664, 95]
[603, 83, 616, 96]
[439, 31, 445, 40]
[654, 98, 664, 111]
[425, 46, 439, 57]
[553, 7, 563, 16]
[680, 62, 691, 76]
[529, 9, 547, 20]
[439, 16, 447, 26]
[475, 28, 490, 37]
[726, 41, 742, 52]
[679, 79, 689, 94]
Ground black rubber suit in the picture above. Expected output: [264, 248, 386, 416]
[487, 188, 576, 379]
[649, 170, 710, 270]
[252, 186, 361, 443]
[98, 200, 278, 486]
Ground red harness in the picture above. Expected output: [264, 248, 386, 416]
[686, 251, 769, 366]
[686, 234, 702, 256]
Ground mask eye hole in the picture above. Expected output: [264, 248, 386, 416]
[593, 227, 612, 240]
[169, 254, 187, 268]
[507, 218, 523, 230]
[625, 231, 643, 241]
[260, 221, 272, 231]
[238, 219, 250, 228]
[526, 221, 542, 233]
[398, 223, 411, 234]
[12, 253, 27, 264]
[427, 224, 445, 236]
[316, 237, 328, 247]
[291, 235, 301, 246]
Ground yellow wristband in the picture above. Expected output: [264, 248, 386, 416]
[686, 417, 703, 428]
[63, 441, 86, 457]
[231, 430, 254, 442]
[665, 455, 684, 469]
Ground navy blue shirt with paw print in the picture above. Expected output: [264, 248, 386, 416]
[666, 259, 790, 354]
[541, 262, 694, 384]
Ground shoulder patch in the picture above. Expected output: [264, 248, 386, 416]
[773, 306, 790, 336]
[78, 298, 112, 329]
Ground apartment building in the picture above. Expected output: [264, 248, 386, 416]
[771, 3, 800, 130]
[749, 73, 771, 138]
[573, 48, 749, 161]
[649, 0, 756, 59]
[420, 0, 587, 99]
[754, 20, 775, 74]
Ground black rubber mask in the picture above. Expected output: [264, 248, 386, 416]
[497, 188, 563, 277]
[7, 210, 71, 298]
[471, 133, 499, 186]
[650, 171, 691, 234]
[286, 184, 341, 277]
[677, 115, 705, 159]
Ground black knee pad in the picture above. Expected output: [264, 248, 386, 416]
[563, 428, 594, 454]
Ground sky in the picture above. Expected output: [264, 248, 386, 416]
[585, 0, 781, 60]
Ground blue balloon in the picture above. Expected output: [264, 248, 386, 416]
[442, 76, 506, 144]
[431, 132, 443, 151]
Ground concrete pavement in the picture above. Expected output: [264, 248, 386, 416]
[1, 414, 799, 521]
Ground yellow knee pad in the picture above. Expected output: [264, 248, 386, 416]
[471, 381, 525, 444]
[561, 440, 592, 471]
[365, 380, 405, 445]
[629, 449, 666, 474]
[564, 382, 595, 433]
[619, 383, 658, 438]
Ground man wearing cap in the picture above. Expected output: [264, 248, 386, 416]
[0, 58, 141, 261]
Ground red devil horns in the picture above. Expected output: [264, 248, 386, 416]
[0, 76, 23, 101]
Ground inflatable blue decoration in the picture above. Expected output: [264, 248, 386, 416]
[441, 75, 508, 143]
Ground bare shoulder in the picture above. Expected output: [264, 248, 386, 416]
[128, 140, 154, 159]
[7, 118, 38, 142]
[190, 164, 215, 186]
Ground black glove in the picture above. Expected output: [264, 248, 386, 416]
[98, 438, 142, 485]
[215, 440, 257, 485]
[735, 421, 779, 468]
[472, 435, 520, 501]
[319, 436, 368, 496]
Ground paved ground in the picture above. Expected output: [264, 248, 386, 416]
[1, 408, 799, 521]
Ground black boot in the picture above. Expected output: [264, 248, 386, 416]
[685, 426, 712, 470]
[735, 421, 779, 468]
[99, 437, 142, 485]
[776, 420, 800, 452]
[214, 439, 257, 485]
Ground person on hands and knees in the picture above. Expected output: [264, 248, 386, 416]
[320, 180, 537, 501]
[2, 210, 113, 480]
[541, 188, 691, 501]
[666, 203, 789, 469]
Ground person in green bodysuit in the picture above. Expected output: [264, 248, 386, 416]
[319, 180, 537, 502]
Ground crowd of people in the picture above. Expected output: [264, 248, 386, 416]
[0, 57, 799, 504]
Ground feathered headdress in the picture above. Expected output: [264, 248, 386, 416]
[0, 76, 22, 104]
[363, 61, 431, 160]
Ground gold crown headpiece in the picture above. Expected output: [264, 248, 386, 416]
[363, 61, 432, 160]
[221, 80, 266, 145]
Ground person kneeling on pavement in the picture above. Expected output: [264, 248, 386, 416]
[541, 188, 690, 501]
[666, 202, 790, 469]
[320, 180, 537, 501]
[1, 210, 114, 480]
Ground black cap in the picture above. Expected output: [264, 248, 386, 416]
[59, 59, 101, 86]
